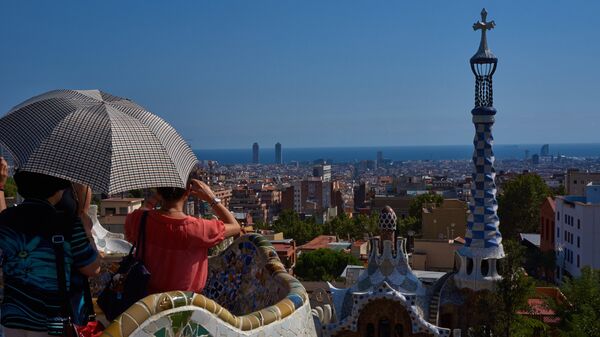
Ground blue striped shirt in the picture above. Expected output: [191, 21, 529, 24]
[0, 200, 97, 334]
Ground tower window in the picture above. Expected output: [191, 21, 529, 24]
[481, 259, 490, 277]
[467, 257, 474, 275]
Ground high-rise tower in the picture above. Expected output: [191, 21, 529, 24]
[275, 142, 282, 164]
[455, 8, 505, 291]
[252, 142, 259, 164]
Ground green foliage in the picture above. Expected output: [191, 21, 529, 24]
[270, 210, 378, 245]
[497, 173, 551, 240]
[294, 248, 361, 281]
[550, 184, 566, 196]
[324, 212, 379, 240]
[128, 189, 144, 198]
[254, 220, 269, 230]
[3, 176, 17, 198]
[271, 209, 324, 245]
[397, 216, 419, 237]
[556, 267, 600, 337]
[408, 193, 443, 220]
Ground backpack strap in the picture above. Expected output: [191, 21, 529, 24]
[51, 234, 74, 334]
[135, 211, 149, 261]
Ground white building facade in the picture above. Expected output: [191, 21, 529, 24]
[555, 183, 600, 282]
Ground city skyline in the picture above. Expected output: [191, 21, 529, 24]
[1, 1, 599, 149]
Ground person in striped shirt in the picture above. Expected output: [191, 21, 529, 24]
[0, 171, 100, 337]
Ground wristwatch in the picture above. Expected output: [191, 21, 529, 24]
[209, 197, 221, 207]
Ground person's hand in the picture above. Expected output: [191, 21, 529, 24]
[0, 157, 8, 189]
[189, 179, 216, 202]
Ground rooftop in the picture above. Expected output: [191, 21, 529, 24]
[101, 197, 144, 202]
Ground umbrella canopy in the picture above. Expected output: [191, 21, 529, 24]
[0, 89, 198, 194]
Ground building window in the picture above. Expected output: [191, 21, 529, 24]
[578, 219, 580, 229]
[119, 207, 129, 214]
[394, 324, 404, 337]
[557, 212, 560, 221]
[564, 230, 567, 242]
[105, 207, 116, 216]
[574, 180, 577, 184]
[557, 227, 560, 238]
[577, 255, 580, 268]
[378, 319, 390, 337]
[366, 323, 375, 337]
[577, 236, 580, 248]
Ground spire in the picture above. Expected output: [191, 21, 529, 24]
[455, 9, 504, 291]
[471, 8, 497, 64]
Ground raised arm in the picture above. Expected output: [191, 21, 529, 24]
[72, 183, 93, 232]
[0, 157, 8, 212]
[189, 179, 241, 238]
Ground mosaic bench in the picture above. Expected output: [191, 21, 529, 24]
[101, 234, 317, 337]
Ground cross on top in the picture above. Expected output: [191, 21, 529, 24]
[473, 8, 495, 33]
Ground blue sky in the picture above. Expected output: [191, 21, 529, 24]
[1, 1, 599, 149]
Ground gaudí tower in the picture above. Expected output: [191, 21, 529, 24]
[454, 8, 505, 291]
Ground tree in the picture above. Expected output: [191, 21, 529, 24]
[404, 193, 443, 234]
[271, 209, 323, 245]
[128, 189, 144, 198]
[3, 176, 17, 198]
[555, 267, 600, 337]
[294, 248, 361, 281]
[325, 212, 379, 240]
[408, 193, 443, 220]
[550, 184, 566, 196]
[397, 216, 419, 237]
[497, 173, 551, 240]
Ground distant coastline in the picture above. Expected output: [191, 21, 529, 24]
[194, 143, 600, 165]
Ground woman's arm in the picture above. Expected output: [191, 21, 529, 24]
[190, 179, 241, 238]
[0, 157, 8, 212]
[73, 184, 92, 230]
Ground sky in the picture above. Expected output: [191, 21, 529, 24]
[1, 1, 599, 150]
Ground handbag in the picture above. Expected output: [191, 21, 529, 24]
[97, 211, 151, 321]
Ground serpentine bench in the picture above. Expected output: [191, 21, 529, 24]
[100, 234, 317, 337]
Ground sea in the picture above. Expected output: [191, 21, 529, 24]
[194, 143, 600, 165]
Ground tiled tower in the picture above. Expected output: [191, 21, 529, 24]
[455, 8, 505, 291]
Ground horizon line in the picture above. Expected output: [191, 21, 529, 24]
[194, 142, 600, 151]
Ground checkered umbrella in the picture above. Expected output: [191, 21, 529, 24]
[0, 89, 198, 194]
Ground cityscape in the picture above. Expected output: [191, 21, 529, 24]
[1, 2, 600, 337]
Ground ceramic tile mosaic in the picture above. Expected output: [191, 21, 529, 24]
[324, 282, 451, 337]
[100, 234, 317, 337]
[317, 217, 452, 337]
[204, 235, 288, 315]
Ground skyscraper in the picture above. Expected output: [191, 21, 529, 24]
[252, 142, 259, 164]
[376, 151, 383, 168]
[455, 8, 505, 291]
[275, 142, 282, 164]
[540, 144, 550, 157]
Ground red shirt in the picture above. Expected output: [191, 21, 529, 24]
[125, 209, 225, 294]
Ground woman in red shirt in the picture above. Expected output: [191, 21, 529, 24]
[125, 179, 241, 294]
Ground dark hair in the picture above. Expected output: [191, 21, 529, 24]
[156, 187, 187, 203]
[14, 171, 71, 200]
